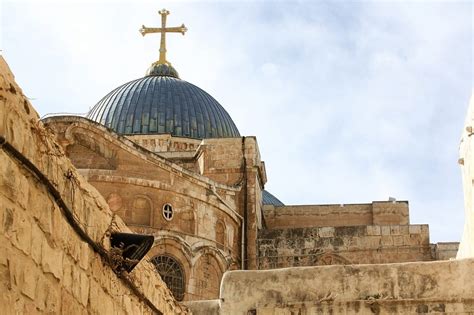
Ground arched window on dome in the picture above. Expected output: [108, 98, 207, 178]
[151, 255, 185, 301]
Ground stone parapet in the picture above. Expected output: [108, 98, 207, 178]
[264, 201, 409, 229]
[433, 242, 459, 260]
[218, 258, 474, 314]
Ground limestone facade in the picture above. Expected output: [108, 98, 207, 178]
[263, 201, 410, 229]
[260, 202, 456, 269]
[42, 111, 459, 301]
[44, 116, 269, 300]
[0, 57, 188, 314]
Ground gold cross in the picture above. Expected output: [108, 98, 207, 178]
[139, 9, 187, 65]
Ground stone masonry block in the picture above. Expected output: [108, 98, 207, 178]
[22, 302, 41, 315]
[420, 224, 429, 235]
[17, 174, 30, 211]
[51, 203, 69, 248]
[78, 242, 90, 270]
[62, 256, 73, 293]
[72, 269, 90, 307]
[381, 226, 391, 235]
[123, 295, 135, 315]
[319, 227, 335, 238]
[36, 203, 54, 236]
[11, 212, 32, 256]
[41, 238, 63, 280]
[61, 289, 87, 315]
[36, 275, 60, 313]
[0, 159, 19, 201]
[367, 226, 381, 236]
[399, 225, 409, 235]
[393, 235, 404, 246]
[390, 225, 400, 235]
[409, 225, 421, 234]
[0, 237, 9, 267]
[364, 236, 381, 248]
[409, 234, 422, 246]
[30, 222, 44, 265]
[21, 264, 40, 300]
[381, 236, 393, 246]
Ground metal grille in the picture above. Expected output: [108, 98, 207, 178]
[151, 255, 185, 301]
[162, 204, 173, 221]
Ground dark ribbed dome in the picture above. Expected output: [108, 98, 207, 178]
[87, 70, 240, 139]
[262, 190, 284, 206]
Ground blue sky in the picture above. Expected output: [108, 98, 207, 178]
[1, 0, 473, 242]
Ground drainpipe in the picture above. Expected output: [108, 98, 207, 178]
[209, 185, 243, 221]
[241, 136, 248, 270]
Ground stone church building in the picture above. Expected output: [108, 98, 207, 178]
[2, 8, 473, 315]
[40, 9, 457, 302]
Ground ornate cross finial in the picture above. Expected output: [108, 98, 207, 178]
[139, 9, 187, 65]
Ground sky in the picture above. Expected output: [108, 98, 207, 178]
[1, 0, 473, 242]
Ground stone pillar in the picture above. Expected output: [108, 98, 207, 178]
[458, 93, 474, 258]
[243, 137, 264, 270]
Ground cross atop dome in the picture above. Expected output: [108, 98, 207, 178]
[139, 9, 187, 67]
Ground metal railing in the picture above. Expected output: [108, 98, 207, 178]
[40, 112, 87, 120]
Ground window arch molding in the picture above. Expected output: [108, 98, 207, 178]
[131, 194, 153, 226]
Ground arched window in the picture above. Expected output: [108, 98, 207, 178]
[151, 255, 185, 301]
[131, 196, 152, 225]
[194, 253, 222, 299]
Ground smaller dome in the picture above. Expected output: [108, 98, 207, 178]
[146, 63, 179, 78]
[262, 190, 284, 206]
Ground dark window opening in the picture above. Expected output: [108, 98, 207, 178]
[151, 255, 185, 301]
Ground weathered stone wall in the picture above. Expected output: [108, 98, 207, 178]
[215, 259, 474, 315]
[433, 242, 459, 261]
[458, 93, 474, 258]
[128, 134, 202, 153]
[0, 57, 188, 314]
[257, 224, 434, 268]
[264, 201, 409, 229]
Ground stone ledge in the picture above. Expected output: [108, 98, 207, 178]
[220, 258, 474, 314]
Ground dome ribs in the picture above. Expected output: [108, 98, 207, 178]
[87, 75, 240, 139]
